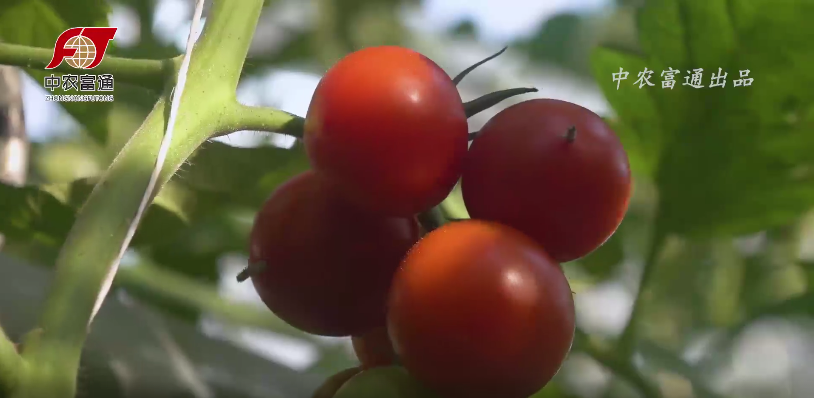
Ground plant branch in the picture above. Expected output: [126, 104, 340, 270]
[88, 0, 206, 327]
[0, 42, 178, 91]
[0, 325, 23, 394]
[575, 329, 661, 398]
[618, 225, 667, 355]
[219, 103, 306, 138]
[12, 1, 266, 397]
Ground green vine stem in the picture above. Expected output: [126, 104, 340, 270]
[220, 86, 538, 141]
[574, 329, 662, 398]
[617, 224, 667, 355]
[221, 103, 306, 138]
[6, 1, 267, 397]
[0, 42, 179, 91]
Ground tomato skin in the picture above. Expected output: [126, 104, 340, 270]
[352, 326, 397, 369]
[305, 46, 469, 217]
[387, 220, 575, 398]
[249, 171, 420, 336]
[461, 98, 631, 262]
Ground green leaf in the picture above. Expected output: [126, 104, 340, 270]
[591, 49, 664, 176]
[0, 178, 194, 264]
[577, 232, 624, 281]
[591, 0, 814, 237]
[0, 0, 114, 143]
[0, 183, 75, 247]
[176, 141, 310, 207]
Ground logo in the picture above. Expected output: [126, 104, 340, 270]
[42, 27, 118, 103]
[46, 27, 118, 70]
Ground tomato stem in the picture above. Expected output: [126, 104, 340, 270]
[463, 87, 538, 118]
[451, 46, 508, 85]
[565, 126, 577, 143]
[236, 261, 267, 282]
[417, 207, 447, 233]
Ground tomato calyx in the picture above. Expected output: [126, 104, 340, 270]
[451, 46, 507, 85]
[464, 87, 538, 118]
[236, 261, 266, 282]
[565, 126, 577, 143]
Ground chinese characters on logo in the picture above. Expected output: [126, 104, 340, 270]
[43, 73, 115, 102]
[40, 27, 118, 103]
[612, 67, 753, 90]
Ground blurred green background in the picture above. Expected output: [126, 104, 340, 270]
[0, 0, 813, 397]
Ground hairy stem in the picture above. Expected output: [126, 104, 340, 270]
[0, 43, 178, 91]
[12, 1, 266, 397]
[220, 103, 306, 138]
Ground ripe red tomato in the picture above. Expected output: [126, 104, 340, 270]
[304, 46, 469, 217]
[387, 220, 575, 398]
[249, 170, 420, 336]
[461, 98, 631, 262]
[352, 326, 397, 369]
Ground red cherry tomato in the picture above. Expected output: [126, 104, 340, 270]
[304, 46, 469, 217]
[352, 326, 397, 369]
[249, 171, 420, 336]
[461, 98, 631, 262]
[387, 220, 575, 398]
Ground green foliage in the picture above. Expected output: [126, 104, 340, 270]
[591, 0, 814, 237]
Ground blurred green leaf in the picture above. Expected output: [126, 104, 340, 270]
[28, 139, 106, 184]
[176, 141, 310, 207]
[516, 13, 589, 75]
[528, 382, 580, 398]
[578, 232, 624, 281]
[639, 340, 723, 398]
[0, 178, 194, 263]
[591, 49, 663, 176]
[0, 183, 75, 246]
[0, 0, 115, 143]
[591, 0, 814, 237]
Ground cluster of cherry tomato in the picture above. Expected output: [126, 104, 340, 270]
[244, 46, 632, 398]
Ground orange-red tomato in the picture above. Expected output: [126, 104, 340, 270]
[352, 326, 397, 369]
[462, 99, 631, 262]
[388, 220, 575, 398]
[304, 46, 469, 217]
[249, 171, 420, 336]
